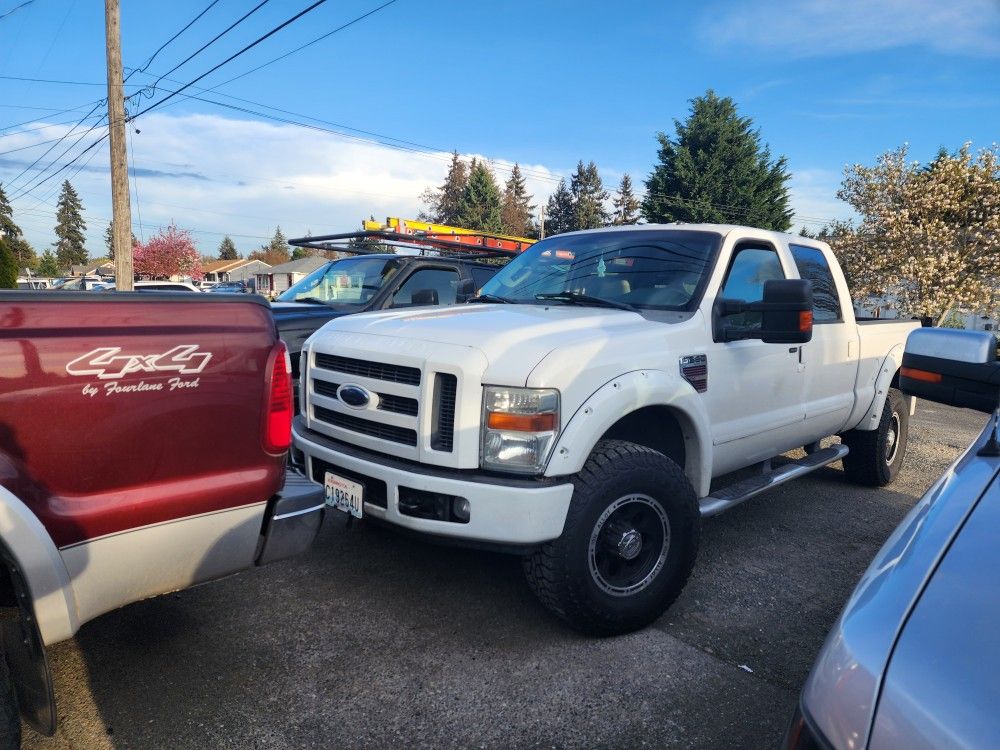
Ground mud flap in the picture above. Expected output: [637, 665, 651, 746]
[0, 549, 56, 736]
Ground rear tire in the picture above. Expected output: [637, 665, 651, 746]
[523, 440, 700, 636]
[841, 388, 909, 487]
[0, 655, 20, 750]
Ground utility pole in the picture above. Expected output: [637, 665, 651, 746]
[104, 0, 133, 290]
[539, 205, 545, 239]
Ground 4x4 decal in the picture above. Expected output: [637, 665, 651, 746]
[66, 345, 213, 380]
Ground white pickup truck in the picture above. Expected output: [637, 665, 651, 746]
[293, 224, 920, 634]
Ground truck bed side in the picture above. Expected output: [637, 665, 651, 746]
[0, 292, 287, 634]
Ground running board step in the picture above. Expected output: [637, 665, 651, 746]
[699, 444, 849, 518]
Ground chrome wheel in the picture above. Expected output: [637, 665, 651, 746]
[885, 412, 901, 465]
[588, 494, 670, 597]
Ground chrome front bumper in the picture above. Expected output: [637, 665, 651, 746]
[256, 467, 325, 565]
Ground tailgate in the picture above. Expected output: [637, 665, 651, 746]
[0, 292, 284, 547]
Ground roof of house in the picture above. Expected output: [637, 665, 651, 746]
[70, 260, 113, 275]
[202, 258, 269, 273]
[263, 256, 329, 275]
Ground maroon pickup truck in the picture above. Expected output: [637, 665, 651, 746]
[0, 291, 324, 746]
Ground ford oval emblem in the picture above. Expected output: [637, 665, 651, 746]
[337, 384, 371, 409]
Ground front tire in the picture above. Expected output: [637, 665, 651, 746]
[841, 387, 909, 487]
[523, 440, 700, 636]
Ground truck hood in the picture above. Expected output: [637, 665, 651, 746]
[319, 303, 650, 382]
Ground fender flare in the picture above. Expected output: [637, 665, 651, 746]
[0, 486, 79, 646]
[851, 343, 910, 432]
[544, 369, 713, 497]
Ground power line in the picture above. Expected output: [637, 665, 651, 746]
[0, 74, 111, 86]
[0, 0, 35, 22]
[2, 99, 106, 191]
[126, 0, 222, 79]
[0, 110, 105, 138]
[129, 0, 329, 120]
[208, 0, 399, 89]
[8, 131, 109, 201]
[138, 0, 271, 93]
[127, 127, 143, 241]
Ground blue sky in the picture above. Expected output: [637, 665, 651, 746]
[1, 0, 998, 256]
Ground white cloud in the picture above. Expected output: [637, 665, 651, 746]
[787, 168, 852, 229]
[2, 113, 564, 256]
[703, 0, 1000, 58]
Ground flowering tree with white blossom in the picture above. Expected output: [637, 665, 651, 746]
[829, 143, 1000, 325]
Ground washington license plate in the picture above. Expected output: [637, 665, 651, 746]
[324, 472, 363, 518]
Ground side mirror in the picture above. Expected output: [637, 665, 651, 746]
[456, 278, 476, 302]
[714, 278, 813, 344]
[900, 328, 1000, 413]
[760, 278, 813, 344]
[410, 288, 439, 306]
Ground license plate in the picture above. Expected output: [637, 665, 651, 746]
[324, 472, 363, 518]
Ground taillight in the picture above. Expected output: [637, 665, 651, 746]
[799, 310, 814, 333]
[263, 341, 293, 454]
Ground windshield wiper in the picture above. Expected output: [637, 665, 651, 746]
[535, 291, 636, 312]
[468, 293, 512, 304]
[289, 297, 332, 305]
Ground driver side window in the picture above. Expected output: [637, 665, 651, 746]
[391, 268, 459, 308]
[720, 245, 785, 331]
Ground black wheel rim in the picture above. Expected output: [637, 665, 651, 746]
[588, 494, 670, 597]
[886, 412, 901, 465]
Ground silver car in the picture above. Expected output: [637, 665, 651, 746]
[788, 327, 1000, 750]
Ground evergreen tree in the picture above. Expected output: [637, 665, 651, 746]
[500, 164, 536, 237]
[419, 151, 470, 224]
[53, 180, 88, 267]
[642, 90, 793, 231]
[218, 235, 239, 260]
[0, 182, 35, 270]
[0, 236, 16, 288]
[0, 182, 21, 246]
[456, 160, 503, 232]
[37, 249, 60, 277]
[104, 221, 137, 261]
[544, 178, 575, 237]
[611, 173, 642, 225]
[249, 226, 291, 266]
[571, 160, 609, 230]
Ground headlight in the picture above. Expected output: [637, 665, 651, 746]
[480, 386, 560, 474]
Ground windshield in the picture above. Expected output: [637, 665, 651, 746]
[277, 256, 402, 305]
[478, 229, 721, 310]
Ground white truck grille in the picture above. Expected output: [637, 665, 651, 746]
[309, 353, 458, 457]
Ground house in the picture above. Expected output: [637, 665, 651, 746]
[255, 256, 328, 297]
[201, 258, 271, 284]
[69, 261, 114, 277]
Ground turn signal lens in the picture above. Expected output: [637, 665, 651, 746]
[799, 310, 814, 332]
[487, 412, 557, 432]
[901, 366, 942, 383]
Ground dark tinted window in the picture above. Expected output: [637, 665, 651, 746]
[720, 245, 785, 331]
[470, 266, 497, 291]
[392, 268, 460, 307]
[790, 244, 842, 322]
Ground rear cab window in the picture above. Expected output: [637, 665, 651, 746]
[789, 244, 842, 322]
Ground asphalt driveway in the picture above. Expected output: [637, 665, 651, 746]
[24, 403, 986, 749]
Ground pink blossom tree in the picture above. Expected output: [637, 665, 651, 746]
[133, 224, 203, 280]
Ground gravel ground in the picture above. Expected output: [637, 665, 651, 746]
[23, 403, 986, 749]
